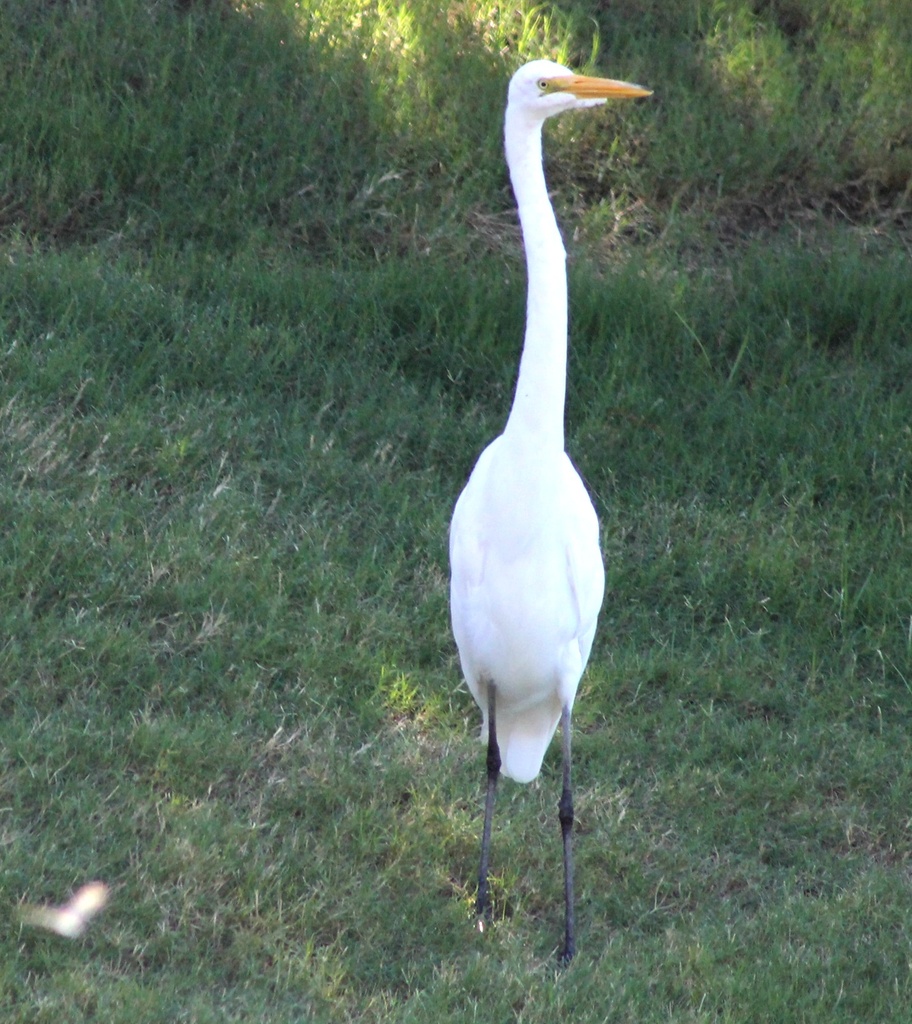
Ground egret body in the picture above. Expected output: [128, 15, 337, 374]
[449, 59, 651, 962]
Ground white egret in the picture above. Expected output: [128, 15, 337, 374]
[449, 60, 651, 963]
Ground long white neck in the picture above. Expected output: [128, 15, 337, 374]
[503, 109, 567, 451]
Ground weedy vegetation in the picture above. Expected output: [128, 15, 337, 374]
[1, 0, 911, 1021]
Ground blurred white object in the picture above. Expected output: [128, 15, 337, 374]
[22, 881, 110, 937]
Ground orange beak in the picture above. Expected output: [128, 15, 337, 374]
[543, 73, 652, 100]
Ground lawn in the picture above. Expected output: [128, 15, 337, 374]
[1, 1, 911, 1021]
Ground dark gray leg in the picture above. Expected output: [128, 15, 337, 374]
[558, 702, 575, 963]
[476, 684, 500, 922]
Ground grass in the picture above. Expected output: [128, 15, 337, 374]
[1, 0, 912, 1021]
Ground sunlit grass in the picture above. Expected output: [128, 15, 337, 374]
[1, 0, 908, 256]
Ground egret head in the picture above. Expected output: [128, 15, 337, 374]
[507, 59, 651, 123]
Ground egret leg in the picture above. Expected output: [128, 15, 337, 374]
[476, 684, 500, 922]
[558, 702, 575, 964]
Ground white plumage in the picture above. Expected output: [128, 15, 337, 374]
[450, 438, 603, 782]
[449, 59, 650, 961]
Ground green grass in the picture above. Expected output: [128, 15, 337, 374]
[2, 1, 912, 1021]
